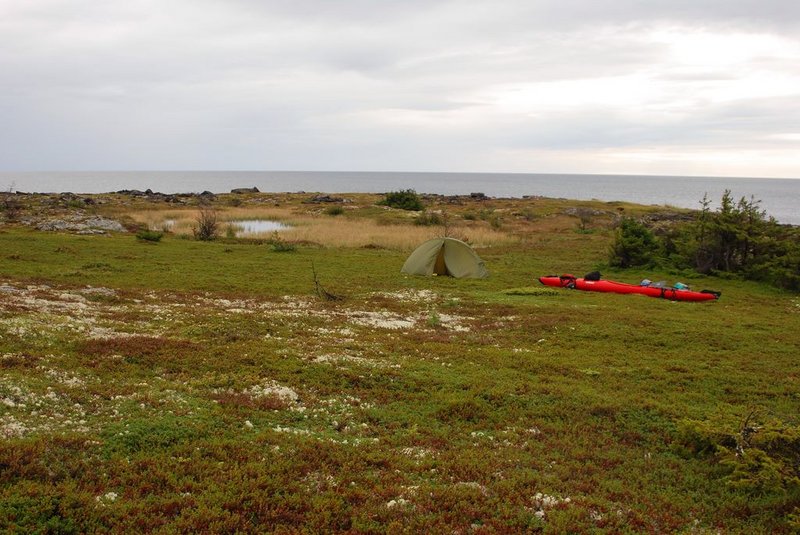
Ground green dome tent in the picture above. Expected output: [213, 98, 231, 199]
[401, 237, 489, 279]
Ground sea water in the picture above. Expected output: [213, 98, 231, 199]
[2, 170, 799, 225]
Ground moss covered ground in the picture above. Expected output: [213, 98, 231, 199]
[0, 192, 798, 533]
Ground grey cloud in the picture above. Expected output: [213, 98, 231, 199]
[1, 0, 799, 173]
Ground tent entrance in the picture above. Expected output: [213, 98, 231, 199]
[433, 248, 448, 275]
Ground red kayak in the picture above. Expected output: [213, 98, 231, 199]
[539, 274, 720, 302]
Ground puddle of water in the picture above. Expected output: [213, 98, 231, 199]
[228, 220, 289, 235]
[154, 218, 288, 236]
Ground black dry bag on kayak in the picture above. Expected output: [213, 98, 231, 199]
[584, 271, 601, 281]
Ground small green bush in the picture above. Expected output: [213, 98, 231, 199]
[267, 231, 296, 252]
[136, 230, 164, 242]
[377, 189, 423, 211]
[476, 208, 502, 229]
[325, 206, 345, 216]
[414, 211, 443, 226]
[517, 208, 538, 222]
[271, 241, 296, 253]
[102, 416, 202, 456]
[676, 415, 800, 494]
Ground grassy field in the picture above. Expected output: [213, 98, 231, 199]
[1, 192, 798, 533]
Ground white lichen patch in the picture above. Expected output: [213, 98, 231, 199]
[346, 310, 416, 330]
[530, 492, 572, 521]
[86, 327, 142, 340]
[0, 381, 42, 409]
[272, 425, 312, 435]
[375, 289, 438, 303]
[385, 498, 411, 509]
[313, 353, 387, 369]
[244, 380, 300, 403]
[313, 326, 356, 340]
[1, 415, 28, 438]
[0, 376, 93, 438]
[400, 446, 434, 460]
[95, 491, 119, 506]
[41, 367, 90, 388]
[79, 286, 117, 298]
[272, 296, 315, 317]
[431, 312, 472, 332]
[0, 281, 153, 342]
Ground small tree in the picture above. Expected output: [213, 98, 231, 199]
[609, 217, 660, 268]
[193, 206, 218, 241]
[1, 184, 21, 222]
[676, 191, 778, 275]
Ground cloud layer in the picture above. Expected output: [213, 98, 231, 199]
[1, 0, 799, 177]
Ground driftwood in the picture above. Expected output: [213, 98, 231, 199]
[311, 262, 344, 301]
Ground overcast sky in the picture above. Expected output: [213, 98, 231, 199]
[1, 0, 799, 177]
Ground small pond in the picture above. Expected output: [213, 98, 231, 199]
[228, 220, 289, 235]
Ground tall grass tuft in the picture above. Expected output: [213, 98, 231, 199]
[192, 207, 219, 241]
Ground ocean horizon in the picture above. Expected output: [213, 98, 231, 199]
[3, 170, 799, 225]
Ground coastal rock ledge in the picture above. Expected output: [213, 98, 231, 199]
[33, 215, 126, 234]
[231, 187, 260, 194]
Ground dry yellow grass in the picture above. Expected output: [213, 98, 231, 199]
[124, 206, 516, 250]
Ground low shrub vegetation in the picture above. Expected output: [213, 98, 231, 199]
[609, 191, 800, 290]
[377, 189, 424, 211]
[0, 190, 798, 532]
[267, 231, 297, 252]
[135, 229, 164, 242]
[677, 413, 800, 497]
[324, 205, 345, 216]
[414, 210, 444, 226]
[192, 206, 218, 241]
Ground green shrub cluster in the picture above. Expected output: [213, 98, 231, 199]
[377, 189, 423, 211]
[267, 231, 296, 252]
[324, 205, 345, 216]
[609, 218, 660, 268]
[476, 208, 502, 229]
[676, 415, 800, 526]
[609, 191, 800, 290]
[135, 229, 164, 242]
[675, 413, 800, 533]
